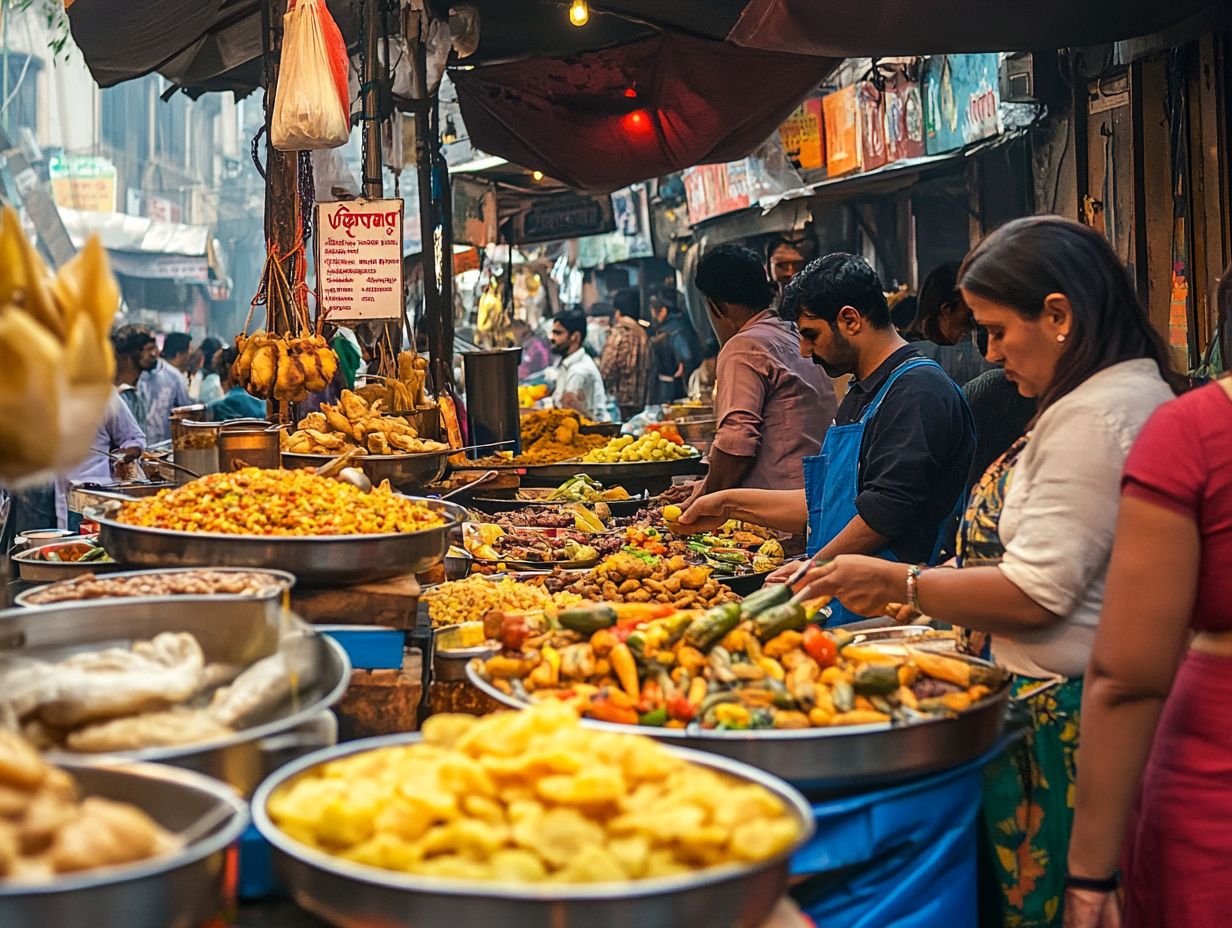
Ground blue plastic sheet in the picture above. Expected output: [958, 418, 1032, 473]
[790, 746, 1009, 928]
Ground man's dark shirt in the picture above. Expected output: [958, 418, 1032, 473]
[835, 344, 976, 563]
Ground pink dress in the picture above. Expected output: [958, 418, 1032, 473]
[1118, 382, 1232, 928]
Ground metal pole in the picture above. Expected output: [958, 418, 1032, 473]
[413, 20, 454, 396]
[361, 0, 382, 199]
[3, 0, 11, 135]
[261, 0, 298, 422]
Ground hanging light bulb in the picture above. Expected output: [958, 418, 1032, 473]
[568, 0, 589, 27]
[532, 170, 545, 182]
[441, 116, 458, 145]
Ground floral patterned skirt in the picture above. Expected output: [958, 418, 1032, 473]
[980, 675, 1082, 928]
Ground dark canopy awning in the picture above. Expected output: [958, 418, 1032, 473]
[452, 32, 835, 192]
[727, 0, 1224, 57]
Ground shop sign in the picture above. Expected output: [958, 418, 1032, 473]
[822, 86, 860, 178]
[144, 193, 182, 225]
[857, 83, 888, 171]
[779, 96, 825, 171]
[107, 251, 210, 282]
[510, 192, 615, 244]
[923, 54, 1003, 155]
[452, 176, 499, 247]
[682, 161, 752, 225]
[48, 154, 117, 213]
[315, 198, 405, 321]
[884, 71, 926, 162]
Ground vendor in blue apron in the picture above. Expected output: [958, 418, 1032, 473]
[676, 253, 975, 625]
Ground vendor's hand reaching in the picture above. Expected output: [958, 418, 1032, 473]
[1063, 888, 1122, 928]
[791, 555, 908, 617]
[765, 558, 806, 586]
[674, 490, 733, 535]
[659, 481, 698, 505]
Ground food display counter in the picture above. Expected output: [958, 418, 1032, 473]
[0, 454, 1017, 928]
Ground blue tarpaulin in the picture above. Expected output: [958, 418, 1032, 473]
[790, 747, 1006, 928]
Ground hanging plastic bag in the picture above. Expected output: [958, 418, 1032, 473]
[272, 0, 351, 151]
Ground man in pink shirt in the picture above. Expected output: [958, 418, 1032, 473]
[682, 244, 836, 501]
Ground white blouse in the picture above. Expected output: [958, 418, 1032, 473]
[993, 359, 1174, 679]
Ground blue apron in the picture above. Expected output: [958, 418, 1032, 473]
[803, 356, 972, 626]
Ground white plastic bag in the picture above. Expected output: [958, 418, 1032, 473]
[272, 0, 351, 151]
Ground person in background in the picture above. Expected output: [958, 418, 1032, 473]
[789, 217, 1182, 928]
[964, 365, 1037, 485]
[687, 353, 718, 402]
[330, 325, 364, 390]
[685, 244, 836, 499]
[206, 347, 268, 421]
[55, 389, 146, 528]
[907, 262, 995, 386]
[111, 324, 158, 436]
[160, 332, 194, 383]
[514, 319, 551, 380]
[766, 237, 808, 294]
[190, 336, 225, 404]
[599, 292, 650, 420]
[136, 331, 192, 445]
[1064, 265, 1232, 928]
[549, 310, 610, 421]
[648, 290, 701, 404]
[677, 252, 975, 624]
[585, 303, 613, 356]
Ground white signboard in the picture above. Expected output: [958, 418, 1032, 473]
[315, 198, 405, 321]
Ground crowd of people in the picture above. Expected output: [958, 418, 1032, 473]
[526, 215, 1232, 928]
[7, 209, 1230, 927]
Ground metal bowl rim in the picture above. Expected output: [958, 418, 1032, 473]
[86, 496, 466, 545]
[11, 539, 106, 563]
[252, 731, 814, 902]
[13, 567, 298, 609]
[0, 759, 248, 897]
[280, 449, 452, 462]
[35, 634, 351, 765]
[466, 658, 1007, 743]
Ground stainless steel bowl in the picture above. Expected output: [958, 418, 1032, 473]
[87, 498, 467, 586]
[11, 539, 123, 582]
[282, 450, 451, 489]
[253, 733, 814, 928]
[0, 597, 350, 797]
[468, 658, 1010, 793]
[13, 566, 296, 608]
[0, 760, 248, 928]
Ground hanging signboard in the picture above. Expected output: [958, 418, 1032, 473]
[857, 82, 888, 171]
[48, 154, 117, 213]
[509, 192, 615, 244]
[822, 86, 861, 178]
[923, 54, 1003, 155]
[315, 198, 405, 321]
[452, 176, 499, 247]
[779, 96, 825, 172]
[884, 69, 926, 163]
[682, 161, 753, 225]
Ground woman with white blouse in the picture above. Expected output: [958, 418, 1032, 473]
[793, 216, 1182, 927]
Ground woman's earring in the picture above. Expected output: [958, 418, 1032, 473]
[1056, 334, 1067, 343]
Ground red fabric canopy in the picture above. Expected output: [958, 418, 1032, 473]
[452, 32, 836, 192]
[729, 0, 1222, 56]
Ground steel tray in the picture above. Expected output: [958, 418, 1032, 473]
[467, 655, 1011, 793]
[253, 733, 813, 928]
[87, 498, 466, 586]
[12, 539, 124, 582]
[281, 449, 450, 489]
[0, 597, 350, 797]
[0, 760, 247, 928]
[14, 566, 295, 609]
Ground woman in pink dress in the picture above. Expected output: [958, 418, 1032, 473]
[1066, 266, 1232, 928]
